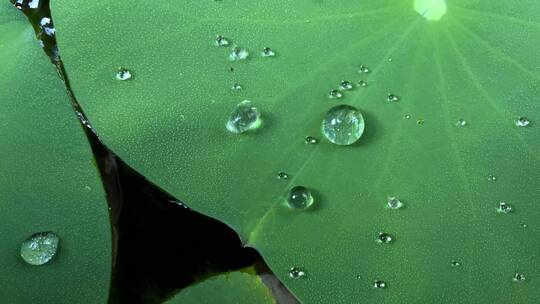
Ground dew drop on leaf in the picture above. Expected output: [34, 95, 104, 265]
[455, 119, 467, 127]
[357, 80, 368, 87]
[373, 280, 387, 289]
[451, 260, 461, 267]
[226, 100, 261, 134]
[20, 232, 59, 266]
[305, 136, 319, 144]
[289, 267, 306, 279]
[286, 186, 314, 210]
[513, 273, 526, 282]
[359, 65, 370, 73]
[387, 196, 403, 209]
[404, 114, 411, 119]
[321, 105, 365, 146]
[377, 232, 393, 244]
[416, 118, 425, 125]
[520, 223, 528, 228]
[328, 89, 343, 99]
[277, 172, 289, 180]
[229, 47, 249, 61]
[488, 175, 497, 182]
[214, 35, 230, 47]
[231, 83, 243, 90]
[115, 67, 132, 81]
[497, 201, 513, 214]
[515, 117, 531, 127]
[261, 47, 276, 57]
[387, 94, 399, 102]
[339, 80, 353, 90]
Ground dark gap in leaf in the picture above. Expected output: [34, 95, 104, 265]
[12, 1, 300, 303]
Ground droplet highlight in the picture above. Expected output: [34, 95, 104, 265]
[387, 94, 399, 102]
[339, 80, 353, 90]
[497, 201, 513, 214]
[261, 47, 276, 57]
[373, 280, 387, 289]
[229, 47, 249, 61]
[321, 104, 365, 146]
[387, 196, 403, 209]
[20, 232, 59, 266]
[357, 80, 368, 87]
[515, 117, 531, 127]
[226, 100, 261, 134]
[286, 186, 314, 210]
[305, 136, 319, 144]
[455, 119, 467, 127]
[289, 267, 306, 279]
[215, 35, 230, 46]
[359, 65, 370, 73]
[513, 273, 526, 282]
[116, 68, 132, 81]
[277, 172, 289, 180]
[328, 89, 343, 99]
[377, 232, 393, 244]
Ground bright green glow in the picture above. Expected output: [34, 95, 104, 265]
[414, 0, 447, 20]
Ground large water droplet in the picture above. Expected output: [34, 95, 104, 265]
[229, 47, 249, 61]
[20, 232, 59, 266]
[497, 201, 513, 214]
[261, 47, 276, 57]
[226, 100, 261, 134]
[373, 280, 387, 289]
[387, 196, 403, 209]
[515, 117, 531, 127]
[376, 232, 393, 244]
[116, 68, 132, 81]
[286, 186, 314, 210]
[513, 273, 526, 282]
[321, 105, 365, 146]
[289, 267, 306, 279]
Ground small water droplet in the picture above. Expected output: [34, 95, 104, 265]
[455, 119, 467, 127]
[229, 47, 249, 61]
[226, 100, 261, 134]
[416, 118, 425, 125]
[321, 105, 365, 146]
[231, 83, 243, 90]
[377, 232, 393, 244]
[116, 68, 132, 81]
[404, 114, 411, 119]
[215, 35, 230, 46]
[261, 47, 276, 57]
[373, 280, 386, 289]
[387, 94, 399, 102]
[20, 232, 59, 266]
[520, 223, 528, 228]
[305, 136, 319, 144]
[451, 260, 461, 267]
[359, 65, 370, 73]
[328, 89, 343, 99]
[513, 273, 526, 282]
[497, 201, 513, 214]
[488, 175, 497, 182]
[357, 80, 368, 87]
[277, 172, 289, 180]
[515, 117, 531, 127]
[289, 267, 306, 279]
[286, 186, 314, 210]
[339, 80, 353, 90]
[387, 196, 403, 209]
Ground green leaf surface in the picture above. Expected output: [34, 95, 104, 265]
[164, 271, 275, 304]
[53, 1, 540, 303]
[0, 3, 111, 303]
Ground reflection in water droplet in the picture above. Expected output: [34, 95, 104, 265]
[513, 273, 526, 282]
[515, 117, 531, 127]
[289, 267, 306, 279]
[377, 232, 393, 244]
[339, 80, 353, 90]
[305, 136, 319, 144]
[359, 65, 370, 73]
[229, 47, 249, 61]
[357, 80, 368, 87]
[451, 260, 461, 267]
[416, 118, 425, 125]
[116, 68, 132, 81]
[387, 94, 399, 102]
[520, 223, 528, 228]
[387, 196, 403, 209]
[226, 100, 261, 134]
[404, 114, 411, 119]
[277, 172, 289, 180]
[261, 47, 276, 57]
[321, 105, 365, 146]
[286, 186, 314, 210]
[455, 119, 467, 127]
[373, 280, 386, 289]
[497, 201, 513, 214]
[215, 35, 230, 46]
[488, 175, 497, 182]
[328, 89, 343, 99]
[231, 83, 243, 90]
[20, 232, 59, 266]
